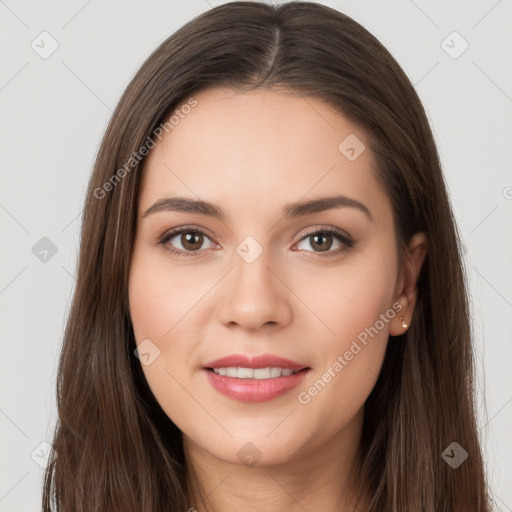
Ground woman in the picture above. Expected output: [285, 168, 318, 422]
[42, 2, 491, 511]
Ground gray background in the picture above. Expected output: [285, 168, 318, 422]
[0, 0, 511, 510]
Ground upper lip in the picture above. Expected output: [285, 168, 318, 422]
[203, 353, 310, 371]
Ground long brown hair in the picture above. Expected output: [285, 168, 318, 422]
[42, 2, 491, 510]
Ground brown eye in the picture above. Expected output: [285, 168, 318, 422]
[295, 228, 354, 257]
[160, 228, 215, 256]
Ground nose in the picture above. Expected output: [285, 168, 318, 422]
[217, 248, 292, 331]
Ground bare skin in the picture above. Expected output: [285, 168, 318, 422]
[128, 86, 427, 511]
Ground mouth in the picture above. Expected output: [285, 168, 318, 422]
[201, 354, 312, 402]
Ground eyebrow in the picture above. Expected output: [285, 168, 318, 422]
[143, 194, 372, 221]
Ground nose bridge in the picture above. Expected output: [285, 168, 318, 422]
[217, 234, 291, 329]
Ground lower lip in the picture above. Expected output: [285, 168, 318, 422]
[202, 368, 310, 403]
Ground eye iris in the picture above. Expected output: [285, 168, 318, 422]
[311, 233, 332, 252]
[182, 232, 203, 251]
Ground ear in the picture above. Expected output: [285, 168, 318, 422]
[389, 232, 428, 336]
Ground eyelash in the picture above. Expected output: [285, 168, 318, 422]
[157, 225, 355, 258]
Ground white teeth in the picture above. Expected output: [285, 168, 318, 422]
[270, 367, 282, 378]
[238, 367, 254, 379]
[226, 367, 238, 378]
[253, 368, 271, 379]
[211, 367, 299, 379]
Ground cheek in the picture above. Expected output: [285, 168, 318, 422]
[128, 248, 211, 411]
[293, 249, 397, 433]
[129, 247, 208, 342]
[129, 253, 175, 341]
[294, 243, 397, 340]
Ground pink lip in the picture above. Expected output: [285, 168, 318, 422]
[201, 353, 311, 403]
[202, 353, 309, 371]
[202, 368, 310, 402]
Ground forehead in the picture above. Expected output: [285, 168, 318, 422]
[139, 87, 390, 224]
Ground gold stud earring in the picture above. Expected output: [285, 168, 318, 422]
[399, 317, 408, 329]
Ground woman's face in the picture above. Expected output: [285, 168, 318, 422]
[129, 86, 415, 467]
